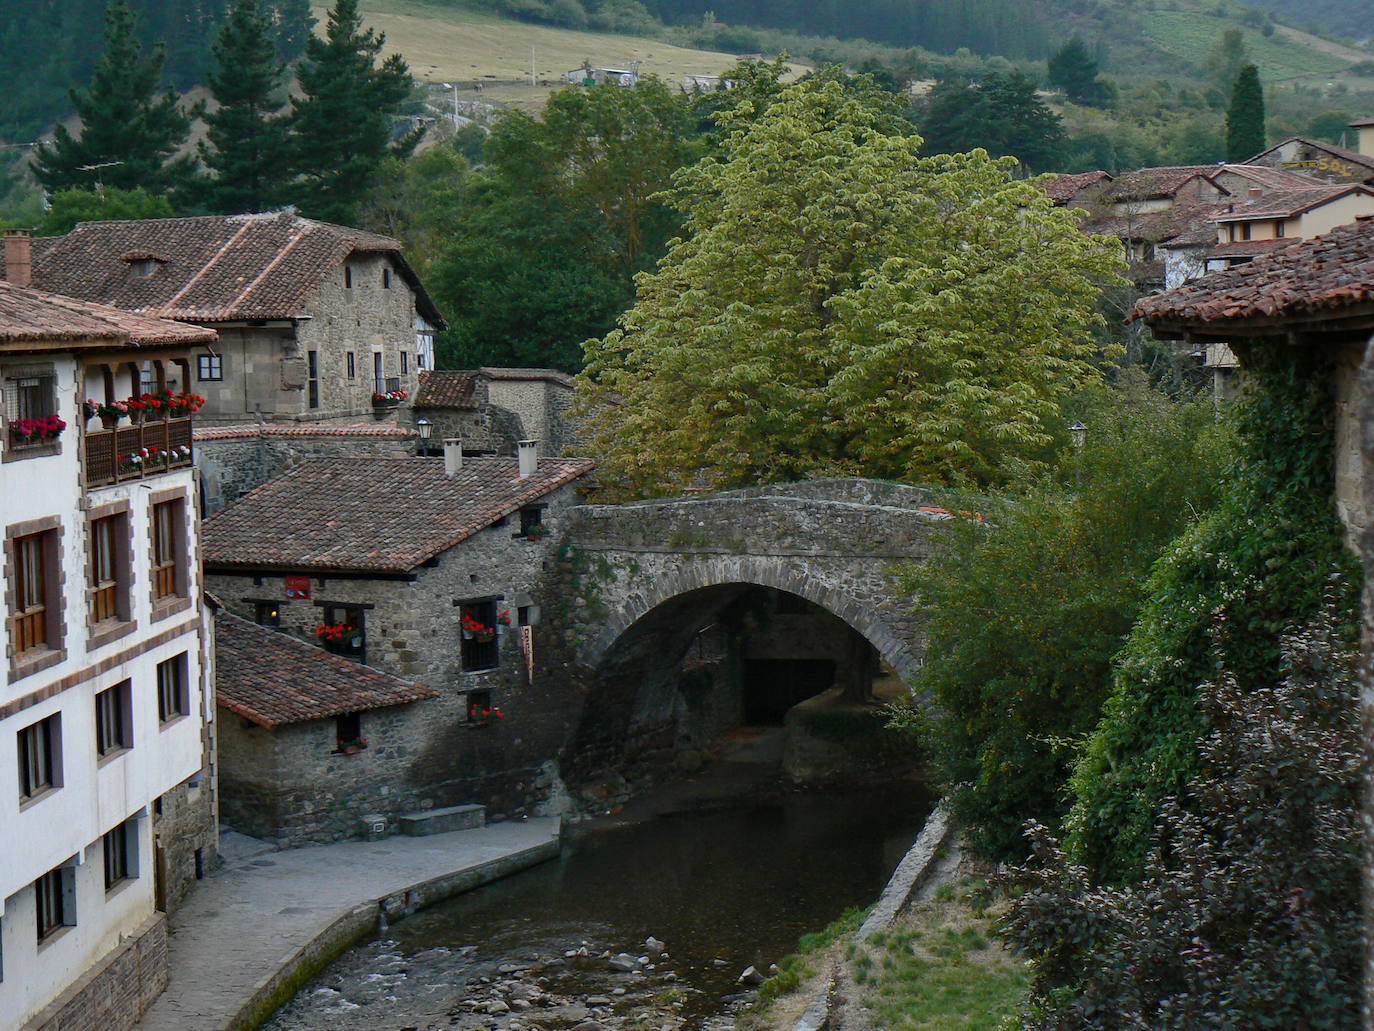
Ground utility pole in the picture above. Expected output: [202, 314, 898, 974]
[531, 47, 536, 87]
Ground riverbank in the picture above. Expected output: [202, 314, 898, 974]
[133, 817, 561, 1031]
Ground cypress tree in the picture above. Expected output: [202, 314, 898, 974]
[198, 0, 290, 213]
[32, 0, 196, 197]
[1225, 64, 1266, 161]
[287, 0, 414, 225]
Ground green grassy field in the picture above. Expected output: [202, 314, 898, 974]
[336, 0, 798, 109]
[1138, 10, 1352, 82]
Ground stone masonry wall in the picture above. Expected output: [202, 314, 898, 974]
[206, 479, 586, 843]
[21, 914, 167, 1031]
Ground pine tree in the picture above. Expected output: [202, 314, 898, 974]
[32, 0, 196, 197]
[267, 0, 316, 62]
[1047, 35, 1111, 106]
[198, 0, 290, 213]
[1225, 64, 1266, 161]
[287, 0, 414, 225]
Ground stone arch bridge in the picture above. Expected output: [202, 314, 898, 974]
[558, 479, 961, 773]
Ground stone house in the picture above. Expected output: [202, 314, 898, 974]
[1246, 117, 1374, 186]
[202, 444, 595, 842]
[213, 610, 437, 845]
[0, 239, 216, 1030]
[412, 367, 579, 456]
[1136, 218, 1374, 544]
[13, 212, 445, 427]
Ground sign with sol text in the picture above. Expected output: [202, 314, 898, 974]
[284, 575, 312, 600]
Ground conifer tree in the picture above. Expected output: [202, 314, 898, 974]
[32, 0, 196, 197]
[198, 0, 290, 213]
[287, 0, 414, 225]
[267, 0, 316, 62]
[1225, 64, 1266, 161]
[1047, 36, 1098, 100]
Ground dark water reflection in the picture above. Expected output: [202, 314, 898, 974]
[264, 783, 934, 1030]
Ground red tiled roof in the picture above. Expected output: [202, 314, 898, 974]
[1246, 137, 1374, 176]
[1082, 202, 1231, 244]
[1205, 237, 1301, 260]
[1134, 218, 1374, 327]
[416, 369, 480, 409]
[24, 212, 445, 326]
[1105, 166, 1218, 202]
[1350, 118, 1374, 128]
[194, 423, 413, 441]
[1209, 164, 1325, 190]
[1041, 170, 1112, 204]
[1212, 184, 1373, 221]
[481, 367, 576, 387]
[0, 280, 216, 347]
[203, 454, 594, 573]
[215, 610, 436, 728]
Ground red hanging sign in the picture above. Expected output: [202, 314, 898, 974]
[284, 575, 312, 600]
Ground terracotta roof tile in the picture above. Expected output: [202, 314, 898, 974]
[1041, 170, 1112, 204]
[1135, 218, 1374, 327]
[215, 610, 436, 728]
[1082, 202, 1231, 244]
[1210, 164, 1326, 190]
[24, 212, 445, 326]
[1105, 166, 1219, 202]
[480, 367, 575, 386]
[194, 423, 412, 441]
[416, 369, 480, 409]
[1212, 184, 1373, 221]
[203, 454, 594, 573]
[1205, 237, 1302, 259]
[0, 280, 216, 347]
[1246, 137, 1374, 176]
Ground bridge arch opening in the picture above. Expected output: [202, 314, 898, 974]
[565, 581, 910, 783]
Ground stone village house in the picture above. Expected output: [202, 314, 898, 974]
[201, 444, 594, 845]
[7, 211, 446, 429]
[412, 367, 580, 457]
[0, 235, 217, 1030]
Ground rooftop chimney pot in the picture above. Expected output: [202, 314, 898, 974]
[4, 229, 32, 288]
[517, 439, 539, 478]
[1247, 188, 1262, 200]
[443, 438, 463, 476]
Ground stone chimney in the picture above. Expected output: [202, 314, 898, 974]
[1352, 117, 1374, 159]
[443, 438, 463, 476]
[4, 229, 32, 288]
[1247, 187, 1262, 200]
[517, 439, 538, 478]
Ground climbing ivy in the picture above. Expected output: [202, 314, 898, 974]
[1064, 342, 1361, 884]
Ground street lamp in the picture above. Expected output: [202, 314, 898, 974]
[416, 418, 433, 456]
[1068, 420, 1087, 449]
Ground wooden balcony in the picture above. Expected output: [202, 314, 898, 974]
[84, 416, 194, 489]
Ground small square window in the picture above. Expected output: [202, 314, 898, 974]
[466, 689, 500, 723]
[197, 354, 223, 382]
[18, 712, 61, 801]
[103, 819, 137, 891]
[460, 599, 500, 672]
[335, 712, 366, 753]
[254, 601, 281, 627]
[157, 654, 189, 724]
[35, 865, 75, 943]
[95, 682, 132, 757]
[518, 506, 547, 538]
[318, 604, 366, 660]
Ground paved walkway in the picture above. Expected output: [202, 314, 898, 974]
[136, 818, 561, 1031]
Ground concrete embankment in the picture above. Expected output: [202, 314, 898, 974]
[134, 818, 561, 1031]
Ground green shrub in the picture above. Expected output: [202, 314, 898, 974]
[1000, 596, 1362, 1028]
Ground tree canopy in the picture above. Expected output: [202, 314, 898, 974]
[32, 0, 196, 196]
[1047, 35, 1112, 107]
[288, 0, 415, 224]
[918, 72, 1066, 171]
[577, 79, 1124, 499]
[1225, 64, 1266, 162]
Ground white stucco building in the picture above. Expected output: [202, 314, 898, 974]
[1, 231, 216, 1030]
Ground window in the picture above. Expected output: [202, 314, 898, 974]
[373, 353, 384, 395]
[13, 530, 52, 652]
[19, 713, 60, 801]
[1275, 220, 1287, 237]
[518, 506, 547, 538]
[4, 368, 57, 452]
[344, 265, 353, 289]
[157, 654, 188, 724]
[35, 866, 74, 943]
[346, 352, 356, 380]
[95, 682, 132, 757]
[151, 499, 184, 601]
[254, 601, 281, 627]
[318, 604, 366, 660]
[335, 712, 365, 753]
[307, 350, 320, 410]
[196, 353, 223, 382]
[382, 267, 392, 289]
[401, 351, 409, 375]
[90, 513, 128, 624]
[103, 819, 136, 890]
[466, 689, 495, 723]
[460, 599, 500, 672]
[1240, 222, 1252, 241]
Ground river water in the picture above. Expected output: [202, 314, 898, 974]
[262, 780, 934, 1031]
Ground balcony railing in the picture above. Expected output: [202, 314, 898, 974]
[84, 416, 194, 488]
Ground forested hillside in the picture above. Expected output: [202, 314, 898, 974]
[0, 0, 312, 141]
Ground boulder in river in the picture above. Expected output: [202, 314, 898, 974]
[608, 953, 642, 973]
[645, 937, 666, 955]
[738, 966, 766, 986]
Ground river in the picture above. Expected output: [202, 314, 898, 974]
[262, 773, 934, 1031]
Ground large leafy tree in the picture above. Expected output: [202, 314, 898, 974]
[197, 0, 290, 213]
[577, 79, 1124, 499]
[1225, 63, 1266, 161]
[288, 0, 414, 224]
[32, 0, 196, 197]
[37, 186, 175, 236]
